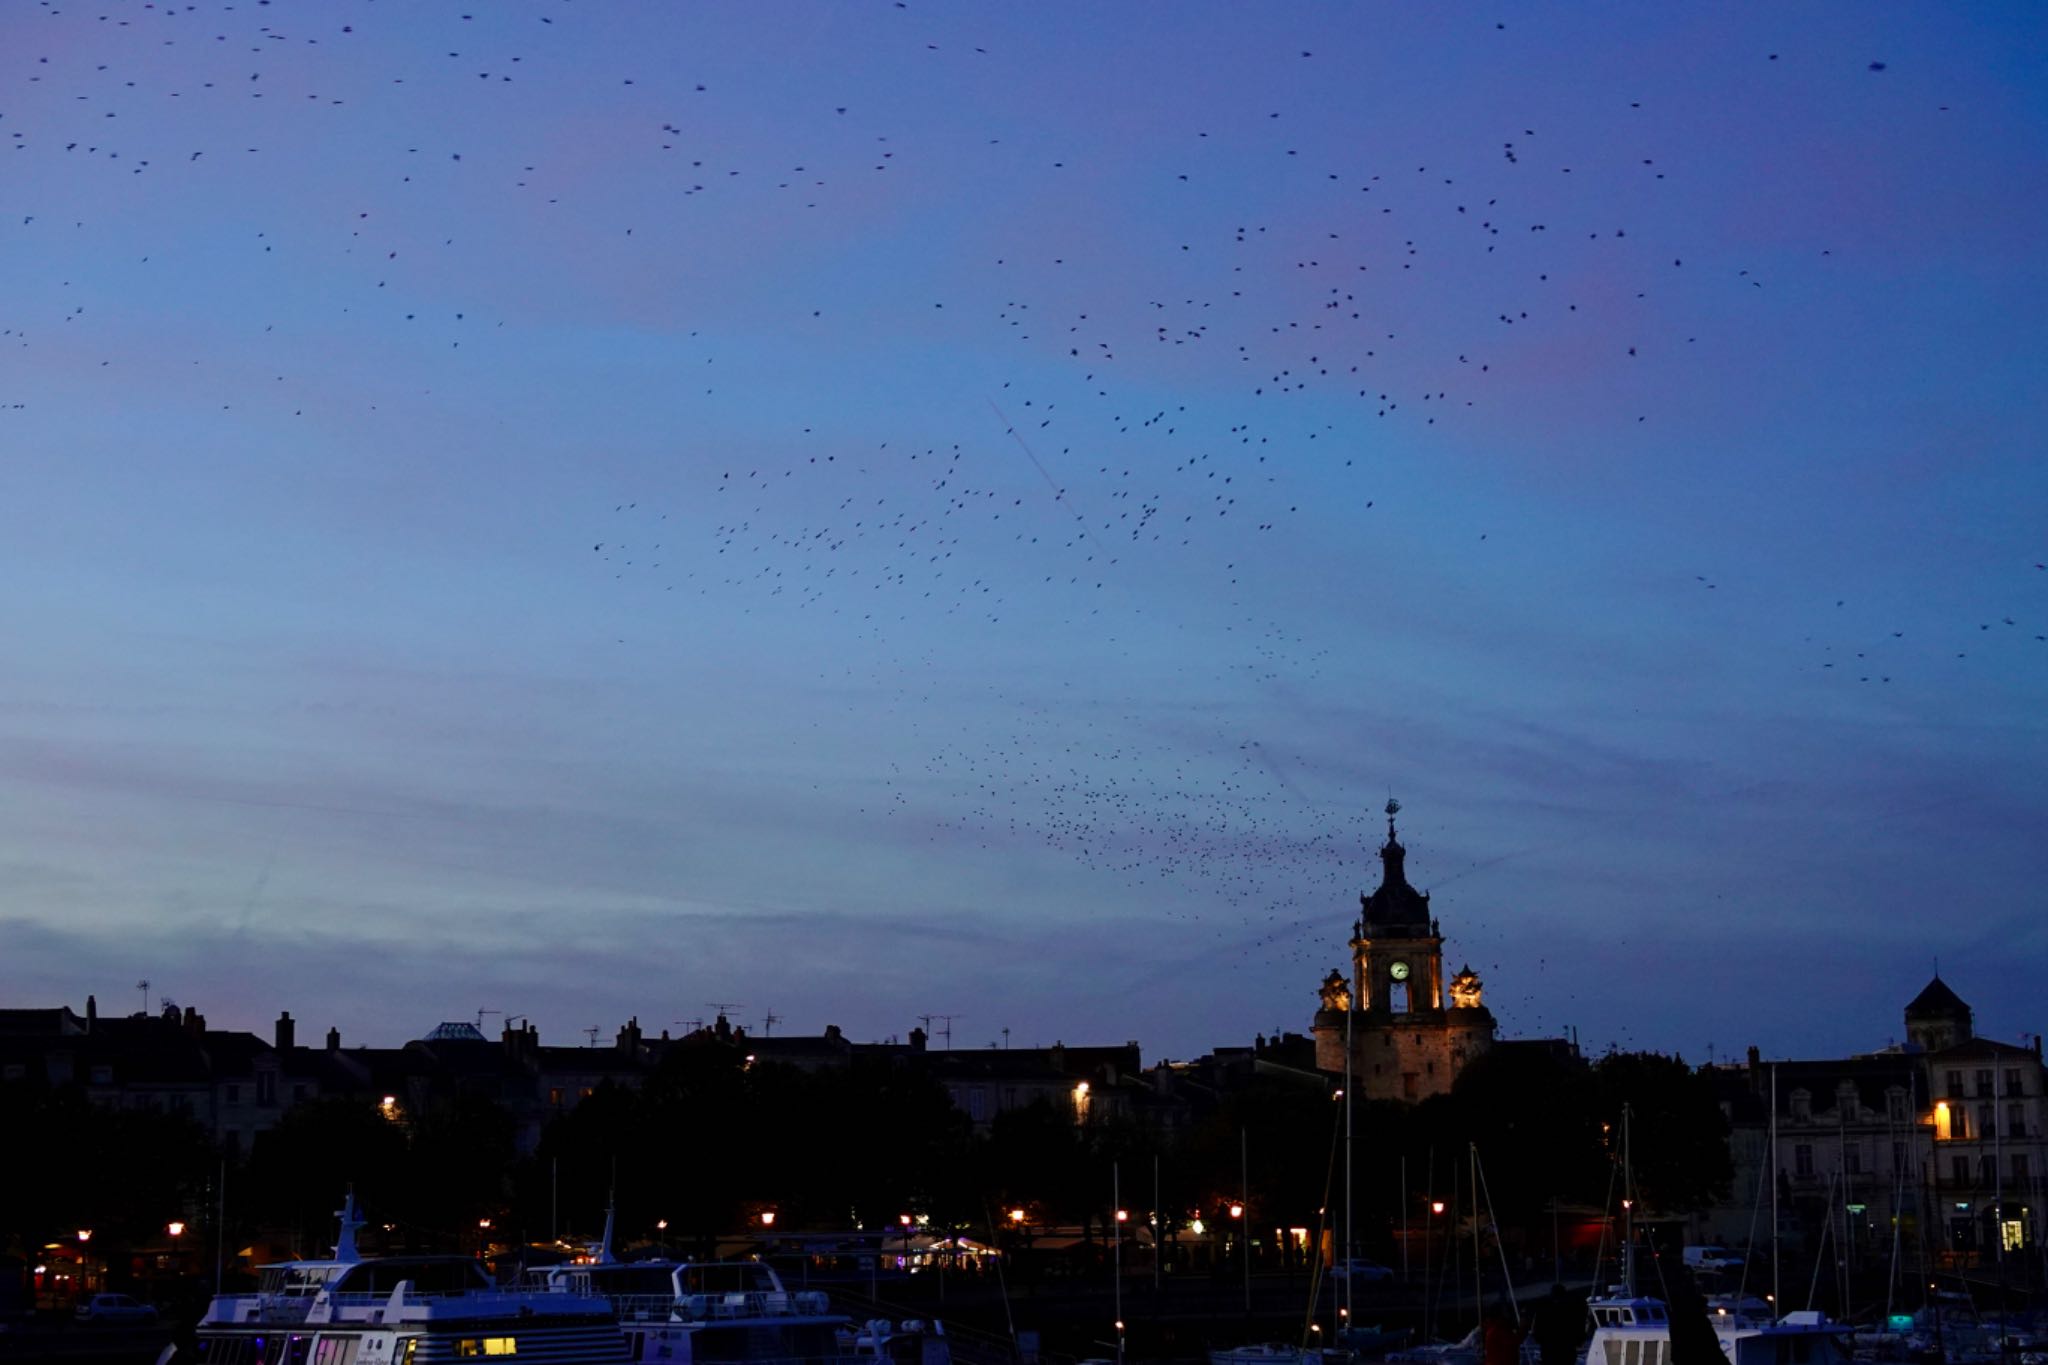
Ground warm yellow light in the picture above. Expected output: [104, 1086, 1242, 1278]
[76, 1230, 92, 1243]
[1010, 1208, 1027, 1223]
[656, 1219, 668, 1230]
[1115, 1321, 1125, 1332]
[760, 1211, 777, 1227]
[1934, 1101, 1952, 1141]
[1622, 1199, 1633, 1210]
[1116, 1209, 1129, 1223]
[1431, 1201, 1445, 1215]
[1228, 1203, 1244, 1219]
[1190, 1218, 1205, 1235]
[899, 1214, 913, 1227]
[1074, 1080, 1089, 1095]
[168, 1222, 186, 1237]
[478, 1218, 492, 1229]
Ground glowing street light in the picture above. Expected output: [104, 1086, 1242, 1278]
[1010, 1208, 1027, 1224]
[478, 1219, 492, 1230]
[899, 1214, 913, 1227]
[167, 1222, 186, 1237]
[656, 1220, 668, 1230]
[1431, 1201, 1446, 1216]
[1228, 1203, 1244, 1219]
[760, 1211, 777, 1227]
[76, 1230, 92, 1243]
[1115, 1209, 1129, 1223]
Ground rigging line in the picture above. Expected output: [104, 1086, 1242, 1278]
[1472, 1144, 1520, 1325]
[1305, 1097, 1344, 1348]
[986, 397, 1110, 563]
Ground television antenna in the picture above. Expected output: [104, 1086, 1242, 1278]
[761, 1008, 781, 1037]
[136, 979, 151, 1017]
[706, 1002, 743, 1025]
[477, 1008, 502, 1031]
[583, 1026, 601, 1047]
[919, 1013, 961, 1048]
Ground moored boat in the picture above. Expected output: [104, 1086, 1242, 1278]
[189, 1195, 629, 1364]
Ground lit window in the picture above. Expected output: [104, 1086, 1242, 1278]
[457, 1339, 518, 1357]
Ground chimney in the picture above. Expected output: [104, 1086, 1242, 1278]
[824, 1024, 843, 1044]
[908, 1027, 927, 1053]
[618, 1016, 643, 1053]
[85, 994, 97, 1032]
[275, 1011, 295, 1052]
[183, 1005, 200, 1035]
[326, 1027, 341, 1052]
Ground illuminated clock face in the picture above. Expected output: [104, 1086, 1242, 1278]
[1388, 960, 1411, 982]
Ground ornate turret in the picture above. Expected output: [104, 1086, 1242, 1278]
[1449, 964, 1484, 1009]
[1359, 799, 1432, 932]
[1319, 969, 1352, 1012]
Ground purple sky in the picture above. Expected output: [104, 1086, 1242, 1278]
[2, 3, 2043, 1063]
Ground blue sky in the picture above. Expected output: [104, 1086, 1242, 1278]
[1, 2, 2043, 1061]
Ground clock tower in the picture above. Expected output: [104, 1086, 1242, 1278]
[1312, 800, 1496, 1101]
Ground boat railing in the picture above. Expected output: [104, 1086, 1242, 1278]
[207, 1286, 610, 1326]
[321, 1288, 603, 1315]
[596, 1289, 836, 1322]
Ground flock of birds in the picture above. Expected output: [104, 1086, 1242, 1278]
[6, 2, 2040, 1037]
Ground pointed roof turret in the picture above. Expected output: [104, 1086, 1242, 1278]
[1360, 797, 1432, 932]
[1906, 975, 1969, 1017]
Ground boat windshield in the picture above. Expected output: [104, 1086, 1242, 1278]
[256, 1266, 348, 1296]
[564, 1265, 679, 1297]
[681, 1263, 780, 1295]
[332, 1258, 492, 1295]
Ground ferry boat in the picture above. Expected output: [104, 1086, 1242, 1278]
[1586, 1291, 1851, 1365]
[537, 1213, 947, 1365]
[188, 1195, 629, 1364]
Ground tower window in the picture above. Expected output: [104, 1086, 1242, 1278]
[1389, 981, 1410, 1013]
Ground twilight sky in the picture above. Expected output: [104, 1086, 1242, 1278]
[2, 2, 2043, 1063]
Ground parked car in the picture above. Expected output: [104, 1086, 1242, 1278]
[74, 1293, 159, 1324]
[1682, 1246, 1743, 1273]
[1330, 1258, 1396, 1282]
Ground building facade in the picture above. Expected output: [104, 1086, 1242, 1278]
[1700, 975, 2044, 1273]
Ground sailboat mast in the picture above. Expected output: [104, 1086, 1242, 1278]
[1470, 1144, 1483, 1324]
[1771, 1063, 1781, 1315]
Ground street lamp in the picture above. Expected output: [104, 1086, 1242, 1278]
[76, 1230, 92, 1243]
[761, 1211, 777, 1227]
[1010, 1208, 1028, 1224]
[167, 1222, 185, 1238]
